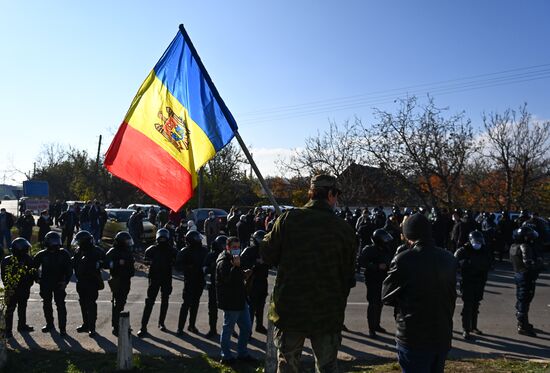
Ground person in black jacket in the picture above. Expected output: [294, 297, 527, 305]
[509, 226, 544, 336]
[216, 236, 255, 365]
[0, 208, 15, 259]
[358, 229, 394, 338]
[37, 210, 53, 243]
[59, 206, 78, 249]
[241, 230, 269, 335]
[454, 230, 492, 340]
[137, 228, 177, 338]
[33, 231, 73, 335]
[1, 238, 36, 338]
[72, 230, 105, 337]
[105, 231, 135, 336]
[203, 234, 227, 337]
[382, 213, 457, 373]
[236, 215, 251, 250]
[17, 210, 35, 241]
[175, 230, 207, 335]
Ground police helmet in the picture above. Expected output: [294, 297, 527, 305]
[11, 237, 31, 256]
[185, 230, 202, 246]
[211, 235, 228, 252]
[468, 230, 485, 247]
[371, 229, 394, 246]
[250, 230, 267, 247]
[515, 226, 539, 243]
[73, 230, 94, 248]
[114, 231, 134, 249]
[44, 231, 62, 250]
[156, 228, 170, 244]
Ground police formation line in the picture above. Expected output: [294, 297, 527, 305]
[0, 193, 546, 371]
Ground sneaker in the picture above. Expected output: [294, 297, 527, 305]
[471, 328, 483, 335]
[187, 326, 200, 334]
[17, 325, 34, 333]
[88, 330, 97, 338]
[375, 326, 387, 333]
[237, 355, 258, 363]
[76, 325, 89, 333]
[368, 330, 377, 339]
[158, 324, 167, 332]
[176, 329, 184, 336]
[137, 328, 148, 338]
[462, 331, 474, 341]
[255, 325, 268, 334]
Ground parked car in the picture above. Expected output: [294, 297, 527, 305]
[102, 208, 156, 243]
[127, 204, 161, 214]
[187, 208, 228, 233]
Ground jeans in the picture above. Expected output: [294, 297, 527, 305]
[396, 343, 448, 373]
[220, 304, 251, 359]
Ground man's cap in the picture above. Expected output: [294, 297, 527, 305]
[402, 213, 432, 242]
[310, 174, 338, 189]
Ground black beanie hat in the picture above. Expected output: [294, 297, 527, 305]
[403, 213, 432, 242]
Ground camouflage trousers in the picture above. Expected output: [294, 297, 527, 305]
[274, 327, 342, 373]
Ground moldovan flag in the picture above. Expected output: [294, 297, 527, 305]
[105, 25, 238, 211]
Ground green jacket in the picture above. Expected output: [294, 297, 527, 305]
[260, 199, 357, 335]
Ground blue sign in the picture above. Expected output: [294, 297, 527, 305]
[23, 180, 49, 197]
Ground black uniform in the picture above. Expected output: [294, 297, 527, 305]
[59, 209, 78, 248]
[510, 241, 543, 333]
[203, 245, 224, 334]
[139, 242, 177, 331]
[241, 243, 269, 332]
[33, 247, 73, 333]
[358, 243, 392, 334]
[175, 241, 207, 333]
[73, 243, 105, 334]
[454, 243, 491, 335]
[1, 250, 35, 336]
[105, 244, 135, 334]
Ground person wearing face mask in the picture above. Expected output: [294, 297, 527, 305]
[1, 238, 36, 338]
[72, 230, 105, 337]
[33, 231, 73, 336]
[509, 225, 544, 336]
[454, 230, 492, 340]
[37, 210, 53, 243]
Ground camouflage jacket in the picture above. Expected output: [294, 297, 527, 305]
[260, 199, 357, 335]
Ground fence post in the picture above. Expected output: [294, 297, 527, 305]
[117, 311, 133, 370]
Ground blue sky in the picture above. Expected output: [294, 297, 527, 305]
[1, 0, 549, 183]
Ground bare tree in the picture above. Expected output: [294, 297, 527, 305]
[277, 119, 364, 205]
[360, 96, 475, 208]
[481, 104, 550, 211]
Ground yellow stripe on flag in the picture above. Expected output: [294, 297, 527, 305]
[123, 71, 217, 186]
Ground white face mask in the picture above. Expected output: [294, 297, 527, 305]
[472, 242, 482, 250]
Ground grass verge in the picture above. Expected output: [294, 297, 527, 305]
[3, 350, 549, 373]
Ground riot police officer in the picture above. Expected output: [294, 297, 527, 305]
[176, 230, 207, 335]
[1, 238, 36, 338]
[455, 230, 492, 340]
[33, 231, 73, 335]
[509, 226, 544, 336]
[241, 230, 269, 334]
[72, 230, 105, 337]
[203, 234, 227, 337]
[358, 229, 394, 338]
[105, 231, 135, 336]
[137, 228, 177, 338]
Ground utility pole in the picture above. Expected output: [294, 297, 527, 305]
[96, 135, 103, 173]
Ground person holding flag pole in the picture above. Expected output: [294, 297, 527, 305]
[104, 24, 280, 372]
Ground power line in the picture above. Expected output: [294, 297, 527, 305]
[236, 64, 550, 124]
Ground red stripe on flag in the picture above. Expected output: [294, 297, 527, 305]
[104, 122, 193, 211]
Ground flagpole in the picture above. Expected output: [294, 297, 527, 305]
[233, 130, 279, 373]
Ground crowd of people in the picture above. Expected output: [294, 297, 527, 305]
[0, 177, 548, 372]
